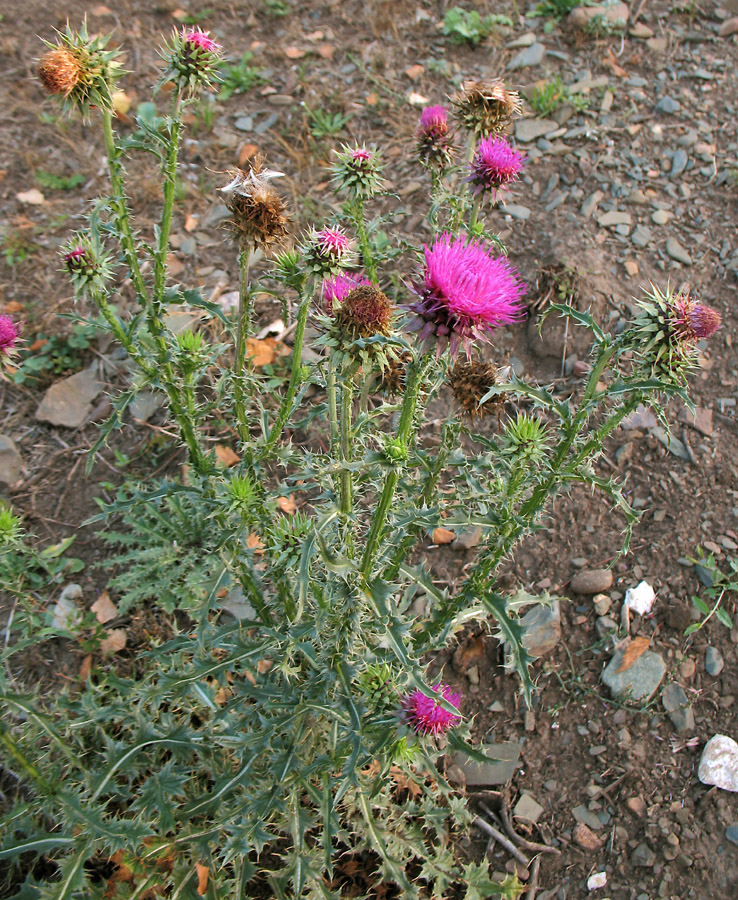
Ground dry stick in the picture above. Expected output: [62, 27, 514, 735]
[495, 802, 561, 857]
[472, 817, 530, 868]
[525, 857, 541, 900]
[589, 766, 632, 801]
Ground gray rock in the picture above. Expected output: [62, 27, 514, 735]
[453, 526, 482, 551]
[631, 225, 653, 248]
[602, 647, 666, 702]
[51, 583, 83, 631]
[179, 237, 197, 256]
[515, 118, 558, 143]
[581, 190, 604, 218]
[130, 391, 164, 424]
[0, 434, 22, 485]
[220, 585, 257, 620]
[455, 741, 522, 785]
[726, 825, 738, 846]
[705, 646, 725, 676]
[655, 95, 681, 114]
[573, 804, 603, 830]
[35, 365, 103, 428]
[571, 568, 613, 594]
[520, 599, 561, 657]
[499, 203, 531, 220]
[671, 148, 689, 178]
[593, 594, 612, 616]
[698, 735, 738, 791]
[596, 616, 618, 639]
[650, 425, 690, 461]
[662, 683, 695, 732]
[652, 208, 671, 225]
[597, 210, 632, 227]
[205, 203, 231, 227]
[234, 115, 254, 132]
[514, 794, 544, 823]
[632, 842, 656, 867]
[507, 42, 545, 70]
[253, 112, 279, 134]
[506, 32, 536, 49]
[666, 237, 692, 265]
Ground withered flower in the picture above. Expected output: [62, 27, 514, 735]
[38, 47, 82, 96]
[452, 79, 522, 138]
[449, 359, 506, 419]
[220, 157, 289, 250]
[333, 284, 393, 340]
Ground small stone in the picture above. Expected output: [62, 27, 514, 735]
[514, 794, 544, 824]
[507, 42, 545, 70]
[573, 822, 602, 851]
[525, 709, 536, 732]
[632, 842, 656, 867]
[515, 118, 558, 143]
[129, 391, 163, 424]
[655, 95, 681, 114]
[629, 22, 654, 38]
[719, 16, 738, 37]
[678, 405, 713, 436]
[624, 259, 639, 276]
[467, 664, 480, 685]
[651, 209, 671, 225]
[666, 238, 692, 265]
[587, 872, 608, 890]
[597, 210, 632, 227]
[571, 569, 613, 594]
[234, 115, 254, 132]
[455, 742, 522, 785]
[581, 190, 604, 218]
[499, 203, 531, 221]
[647, 36, 667, 53]
[220, 585, 256, 620]
[568, 3, 628, 29]
[596, 616, 618, 639]
[662, 683, 694, 732]
[726, 826, 738, 846]
[631, 224, 653, 248]
[698, 735, 738, 791]
[506, 32, 537, 49]
[51, 583, 83, 631]
[453, 526, 482, 551]
[593, 593, 612, 616]
[705, 646, 724, 676]
[626, 796, 647, 817]
[35, 365, 103, 428]
[679, 658, 696, 679]
[602, 648, 666, 702]
[671, 148, 689, 178]
[573, 805, 603, 830]
[520, 600, 561, 657]
[0, 435, 22, 485]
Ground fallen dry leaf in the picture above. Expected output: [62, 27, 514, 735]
[246, 532, 265, 553]
[284, 46, 306, 59]
[432, 527, 456, 545]
[615, 636, 651, 673]
[246, 337, 276, 367]
[407, 92, 429, 106]
[196, 863, 209, 896]
[215, 444, 240, 467]
[79, 654, 93, 681]
[100, 628, 127, 656]
[90, 4, 113, 13]
[239, 142, 259, 167]
[91, 590, 118, 624]
[366, 92, 379, 106]
[405, 64, 424, 81]
[277, 495, 297, 514]
[4, 301, 23, 314]
[317, 43, 335, 59]
[171, 8, 189, 21]
[390, 765, 423, 798]
[257, 659, 274, 674]
[16, 189, 45, 205]
[184, 213, 198, 233]
[112, 90, 132, 116]
[603, 48, 627, 78]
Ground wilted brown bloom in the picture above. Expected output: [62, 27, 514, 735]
[452, 80, 522, 137]
[378, 352, 411, 396]
[38, 47, 82, 96]
[450, 359, 505, 419]
[220, 158, 289, 249]
[333, 284, 393, 340]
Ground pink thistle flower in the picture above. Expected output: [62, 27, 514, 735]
[323, 271, 373, 310]
[316, 228, 352, 260]
[406, 233, 526, 358]
[467, 135, 525, 198]
[673, 296, 722, 341]
[402, 683, 461, 737]
[351, 148, 373, 164]
[417, 105, 453, 169]
[0, 316, 19, 356]
[182, 27, 221, 54]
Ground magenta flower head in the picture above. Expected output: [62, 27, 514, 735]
[406, 234, 526, 358]
[303, 227, 356, 277]
[417, 105, 453, 169]
[402, 683, 461, 737]
[61, 233, 112, 295]
[323, 271, 373, 311]
[160, 26, 223, 95]
[467, 135, 525, 199]
[0, 316, 18, 356]
[331, 145, 384, 200]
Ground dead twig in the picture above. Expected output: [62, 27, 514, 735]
[588, 766, 632, 801]
[524, 856, 541, 900]
[473, 817, 530, 868]
[496, 802, 561, 856]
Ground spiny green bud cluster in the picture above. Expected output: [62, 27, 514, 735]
[38, 20, 122, 119]
[502, 412, 548, 463]
[61, 233, 112, 295]
[358, 663, 398, 713]
[331, 145, 384, 200]
[272, 248, 305, 292]
[383, 437, 409, 466]
[176, 331, 208, 373]
[159, 27, 223, 96]
[0, 504, 22, 545]
[225, 474, 258, 517]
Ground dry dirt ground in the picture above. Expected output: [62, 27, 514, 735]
[1, 0, 738, 898]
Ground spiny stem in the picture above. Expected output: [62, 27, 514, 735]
[234, 243, 253, 441]
[352, 198, 377, 283]
[339, 370, 355, 518]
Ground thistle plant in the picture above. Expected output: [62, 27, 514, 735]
[0, 30, 722, 900]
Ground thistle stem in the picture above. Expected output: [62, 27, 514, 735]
[339, 371, 355, 518]
[234, 243, 252, 441]
[327, 362, 339, 452]
[261, 290, 312, 457]
[352, 198, 378, 283]
[154, 97, 183, 306]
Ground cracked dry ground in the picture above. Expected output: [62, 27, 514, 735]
[1, 0, 738, 897]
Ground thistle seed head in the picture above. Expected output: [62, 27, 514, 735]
[452, 79, 522, 138]
[38, 47, 82, 96]
[449, 359, 505, 419]
[220, 159, 290, 250]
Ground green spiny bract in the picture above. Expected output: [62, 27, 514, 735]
[159, 27, 223, 96]
[330, 145, 384, 200]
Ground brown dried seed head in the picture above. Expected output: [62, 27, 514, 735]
[334, 285, 393, 338]
[38, 47, 82, 96]
[223, 174, 289, 249]
[453, 79, 522, 136]
[449, 359, 504, 419]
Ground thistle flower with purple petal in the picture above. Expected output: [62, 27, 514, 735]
[331, 145, 384, 200]
[61, 233, 112, 295]
[416, 105, 454, 170]
[631, 283, 722, 382]
[402, 683, 461, 737]
[0, 316, 19, 357]
[467, 135, 524, 199]
[303, 227, 356, 277]
[323, 271, 372, 310]
[406, 234, 526, 358]
[160, 27, 223, 95]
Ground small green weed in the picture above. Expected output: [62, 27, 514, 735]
[0, 227, 36, 267]
[586, 13, 623, 37]
[535, 0, 583, 20]
[13, 321, 99, 385]
[191, 96, 217, 133]
[306, 106, 352, 139]
[529, 77, 590, 116]
[35, 169, 86, 191]
[442, 7, 512, 45]
[685, 549, 736, 636]
[264, 0, 290, 15]
[178, 7, 212, 24]
[218, 52, 266, 100]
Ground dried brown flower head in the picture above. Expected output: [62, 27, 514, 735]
[453, 80, 522, 137]
[449, 359, 505, 419]
[378, 352, 411, 396]
[220, 157, 289, 249]
[333, 284, 393, 340]
[38, 47, 82, 96]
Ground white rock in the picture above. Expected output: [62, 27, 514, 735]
[698, 735, 738, 791]
[625, 580, 655, 615]
[587, 871, 608, 890]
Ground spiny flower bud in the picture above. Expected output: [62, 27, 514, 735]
[38, 21, 122, 118]
[502, 413, 548, 463]
[331, 145, 384, 200]
[453, 79, 522, 138]
[416, 105, 454, 170]
[450, 359, 506, 420]
[220, 159, 290, 251]
[61, 234, 112, 294]
[467, 135, 525, 199]
[160, 27, 223, 95]
[302, 227, 356, 278]
[402, 683, 461, 737]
